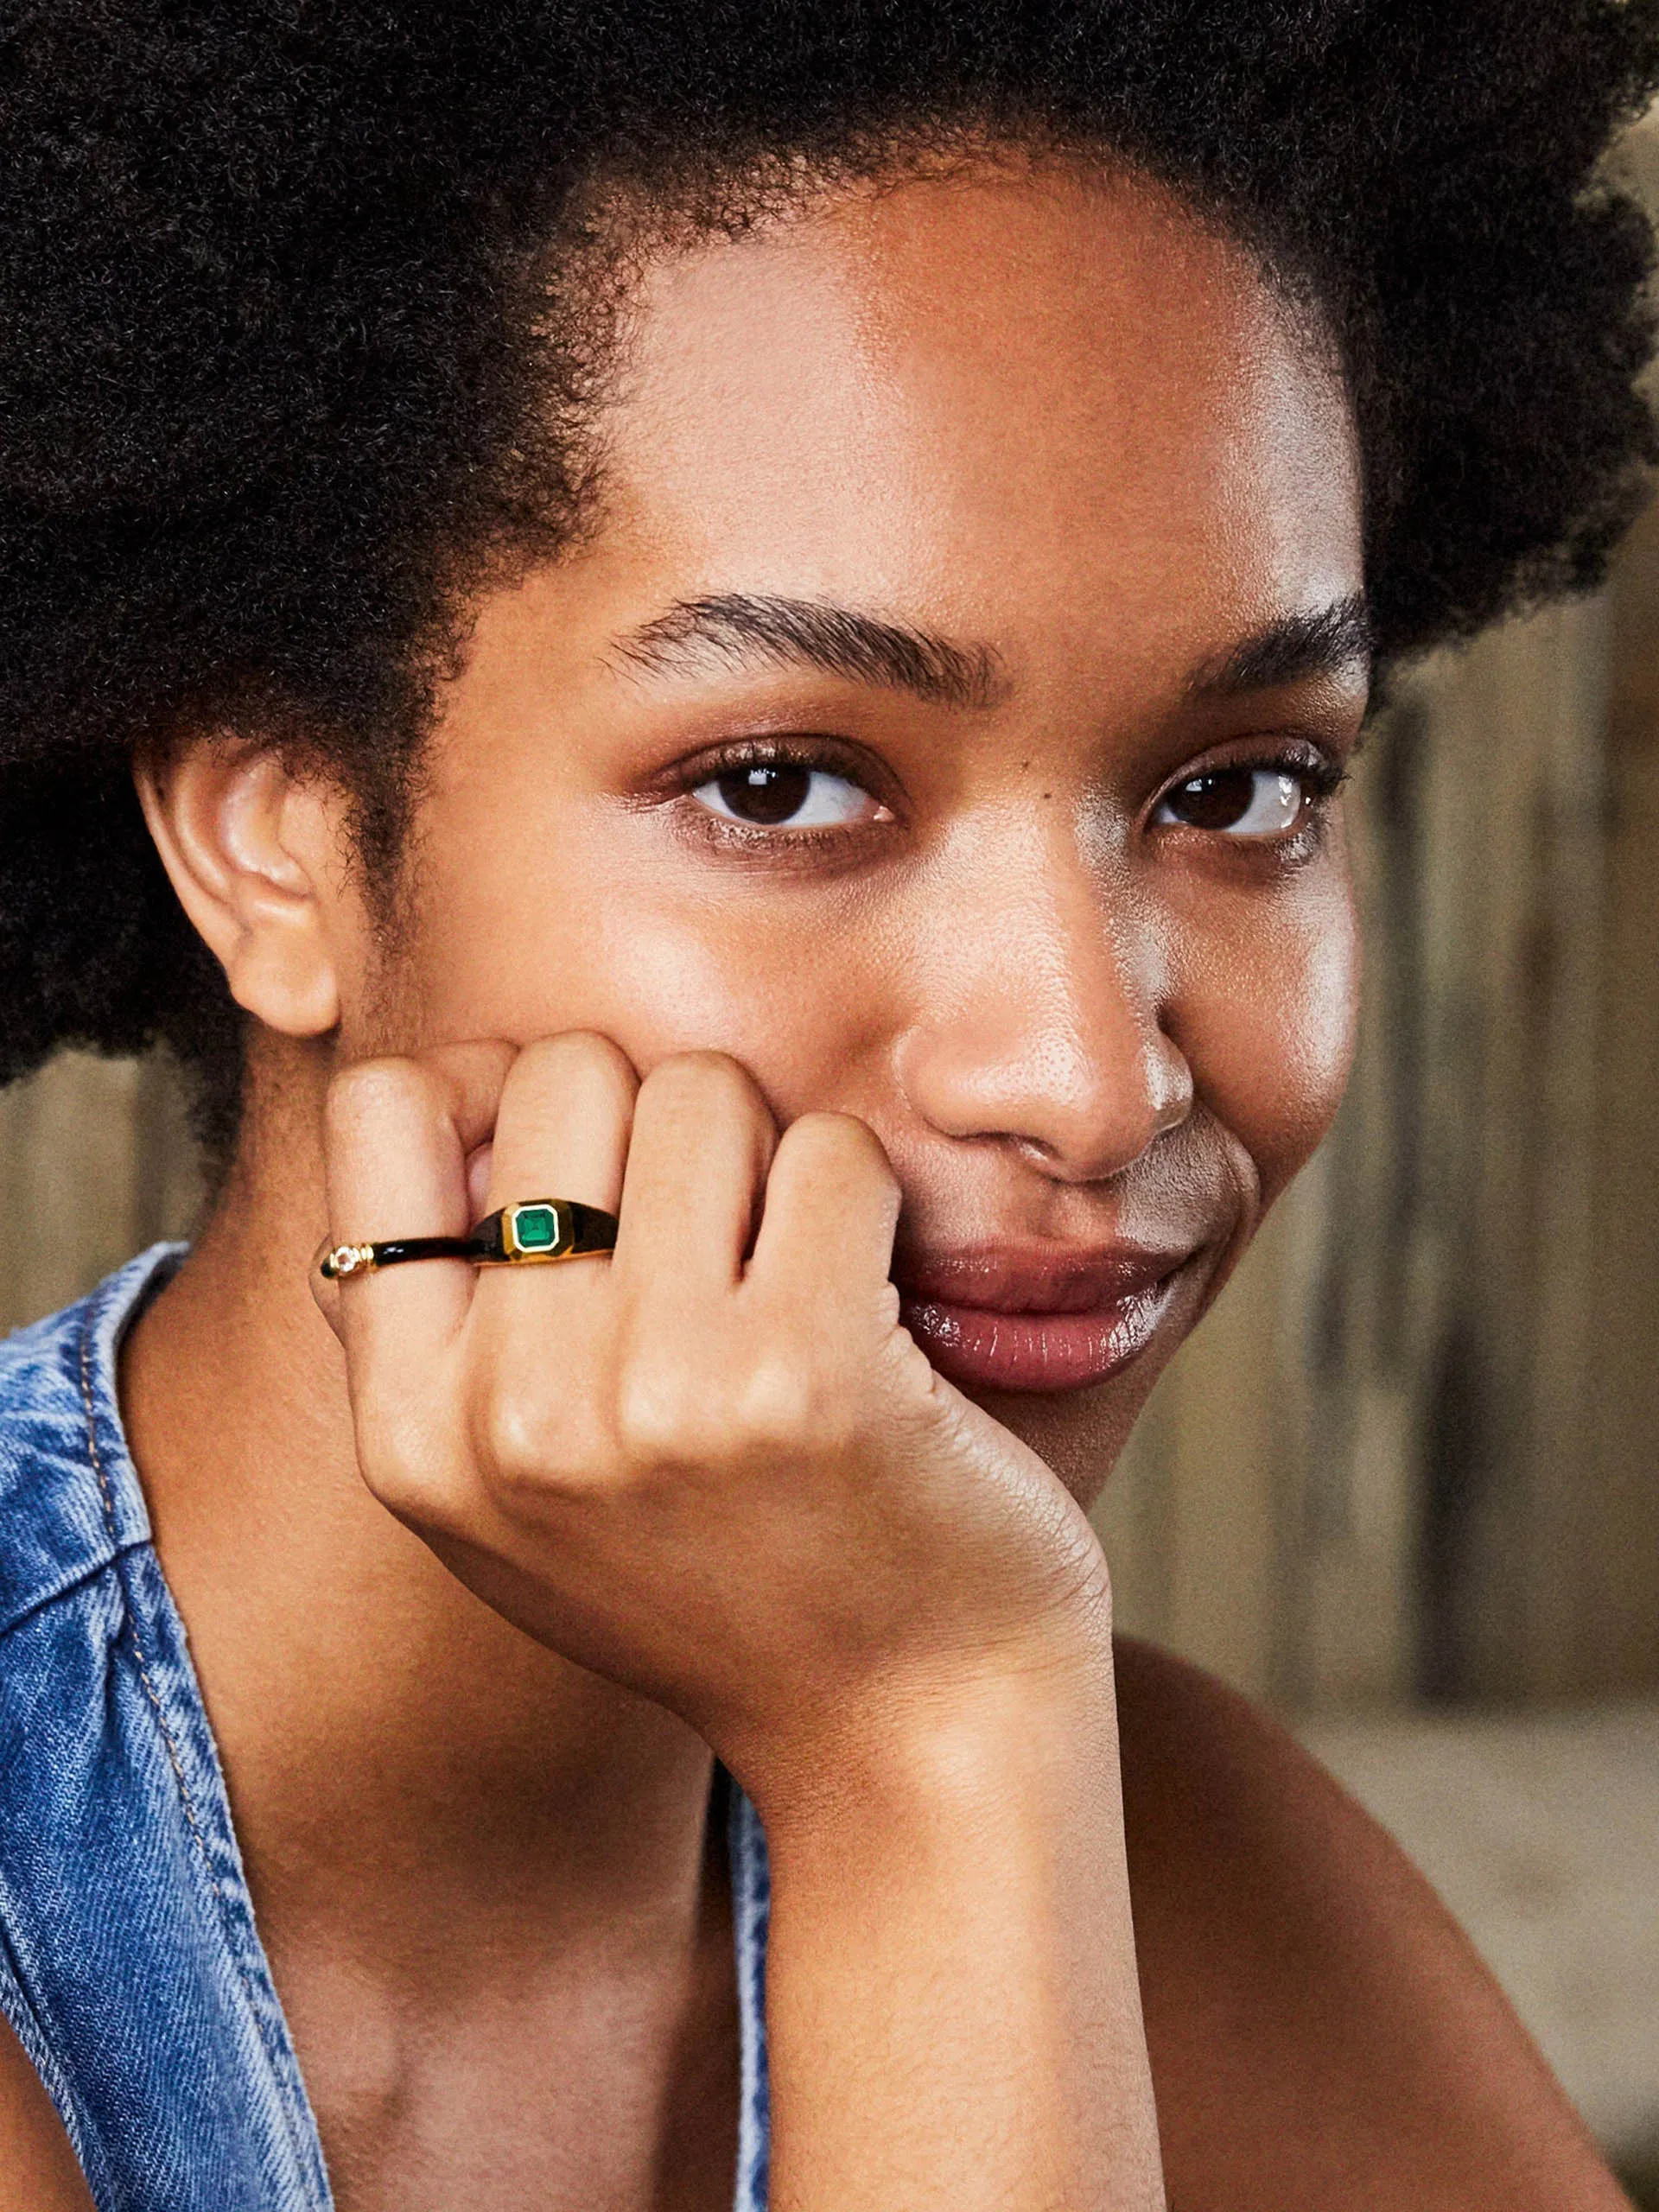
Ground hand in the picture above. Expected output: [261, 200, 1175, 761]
[319, 1034, 1112, 1811]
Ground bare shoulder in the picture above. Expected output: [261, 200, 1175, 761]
[0, 2010, 94, 2212]
[1112, 1635, 1630, 2212]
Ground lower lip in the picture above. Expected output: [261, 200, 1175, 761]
[899, 1271, 1185, 1395]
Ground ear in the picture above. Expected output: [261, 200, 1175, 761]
[134, 739, 352, 1038]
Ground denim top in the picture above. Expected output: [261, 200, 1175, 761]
[0, 1247, 772, 2211]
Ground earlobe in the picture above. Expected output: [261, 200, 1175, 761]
[134, 740, 347, 1039]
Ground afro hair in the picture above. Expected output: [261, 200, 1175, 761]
[3, 0, 1658, 1147]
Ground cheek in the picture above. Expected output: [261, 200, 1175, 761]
[1166, 871, 1360, 1210]
[373, 821, 887, 1114]
[575, 911, 890, 1108]
[996, 873, 1362, 1515]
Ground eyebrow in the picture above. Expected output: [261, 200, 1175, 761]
[1190, 594, 1375, 698]
[610, 587, 1373, 714]
[610, 593, 1008, 710]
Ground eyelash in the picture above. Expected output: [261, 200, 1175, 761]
[666, 739, 1349, 850]
[1149, 747, 1349, 840]
[670, 739, 892, 849]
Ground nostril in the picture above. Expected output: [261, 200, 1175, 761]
[893, 1009, 1194, 1186]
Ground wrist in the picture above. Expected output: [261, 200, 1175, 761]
[739, 1627, 1119, 1849]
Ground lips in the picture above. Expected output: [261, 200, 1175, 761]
[893, 1243, 1198, 1395]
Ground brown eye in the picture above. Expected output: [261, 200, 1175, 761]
[692, 761, 882, 830]
[1154, 766, 1304, 836]
[714, 764, 812, 823]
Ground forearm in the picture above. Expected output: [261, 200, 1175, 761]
[755, 1658, 1166, 2212]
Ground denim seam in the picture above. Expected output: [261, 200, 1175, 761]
[76, 1315, 226, 1907]
[0, 1542, 149, 1643]
[76, 1277, 334, 2209]
[0, 1900, 114, 2207]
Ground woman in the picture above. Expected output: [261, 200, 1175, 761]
[1, 5, 1654, 2207]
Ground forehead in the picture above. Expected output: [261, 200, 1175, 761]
[593, 162, 1362, 686]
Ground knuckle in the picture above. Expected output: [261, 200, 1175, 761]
[471, 1373, 612, 1505]
[609, 1330, 838, 1478]
[641, 1050, 762, 1122]
[728, 1351, 818, 1448]
[614, 1350, 820, 1471]
[613, 1358, 709, 1466]
[784, 1109, 895, 1186]
[506, 1030, 636, 1099]
[475, 1388, 557, 1485]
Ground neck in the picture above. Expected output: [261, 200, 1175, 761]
[119, 1051, 719, 1987]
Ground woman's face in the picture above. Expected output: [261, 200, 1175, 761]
[354, 162, 1366, 1501]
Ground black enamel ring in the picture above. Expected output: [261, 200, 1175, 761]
[318, 1198, 620, 1281]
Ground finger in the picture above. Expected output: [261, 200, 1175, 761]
[747, 1111, 901, 1313]
[482, 1032, 639, 1217]
[320, 1040, 518, 1383]
[613, 1053, 778, 1303]
[472, 1032, 639, 1349]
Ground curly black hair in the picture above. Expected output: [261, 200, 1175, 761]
[3, 0, 1658, 1152]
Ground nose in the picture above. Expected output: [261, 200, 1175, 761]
[893, 827, 1192, 1185]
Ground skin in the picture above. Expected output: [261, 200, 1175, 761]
[0, 157, 1630, 2209]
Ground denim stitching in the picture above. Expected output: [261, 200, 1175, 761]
[76, 1312, 227, 1902]
[80, 1282, 337, 2208]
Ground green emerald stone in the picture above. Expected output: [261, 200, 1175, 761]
[513, 1205, 559, 1250]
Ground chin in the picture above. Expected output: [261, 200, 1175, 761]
[967, 1363, 1164, 1512]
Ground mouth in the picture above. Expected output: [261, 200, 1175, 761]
[893, 1243, 1203, 1395]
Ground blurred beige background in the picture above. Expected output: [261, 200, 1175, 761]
[6, 112, 1659, 2207]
